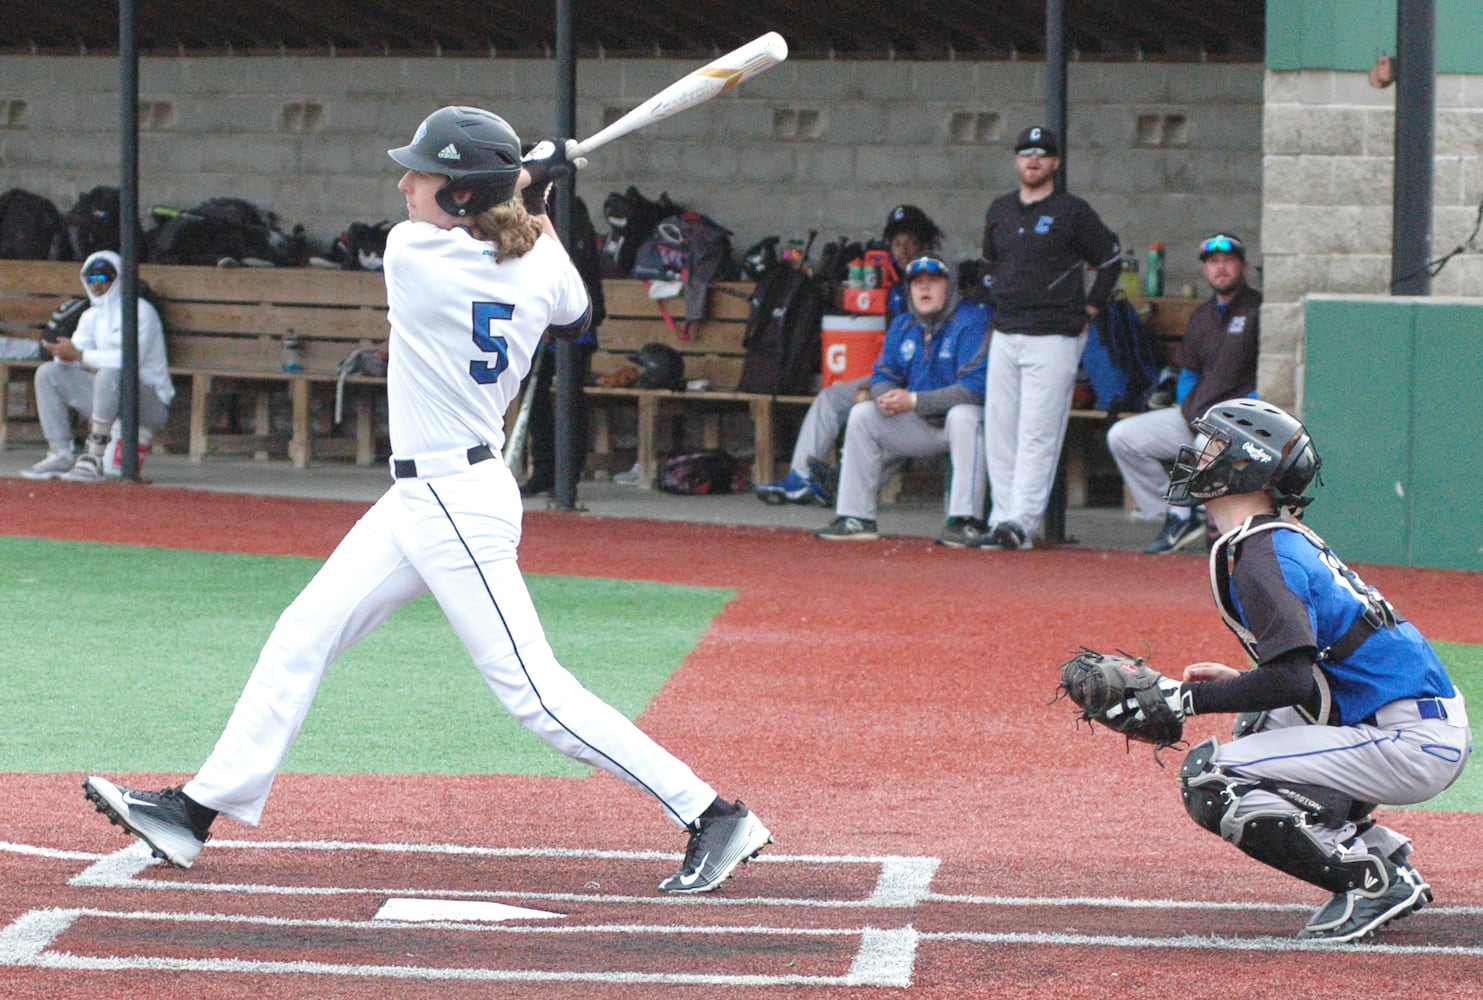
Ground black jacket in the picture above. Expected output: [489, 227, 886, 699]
[981, 188, 1121, 335]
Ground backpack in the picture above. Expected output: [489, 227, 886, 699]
[1080, 297, 1160, 417]
[0, 189, 69, 260]
[736, 262, 827, 396]
[598, 186, 681, 278]
[146, 198, 307, 266]
[657, 449, 749, 495]
[631, 214, 687, 282]
[678, 212, 737, 328]
[65, 185, 146, 260]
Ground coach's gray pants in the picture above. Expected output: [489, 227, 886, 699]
[34, 360, 170, 452]
[835, 400, 986, 521]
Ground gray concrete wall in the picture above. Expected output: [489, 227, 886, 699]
[1, 54, 1261, 294]
[1261, 69, 1483, 412]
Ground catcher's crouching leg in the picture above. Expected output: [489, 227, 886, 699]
[1178, 738, 1388, 896]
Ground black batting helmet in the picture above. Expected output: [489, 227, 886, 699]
[1165, 399, 1322, 510]
[630, 343, 686, 391]
[388, 106, 523, 217]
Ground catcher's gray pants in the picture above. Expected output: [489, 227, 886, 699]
[984, 329, 1086, 538]
[835, 400, 985, 521]
[1106, 405, 1195, 520]
[34, 360, 169, 452]
[1215, 694, 1471, 858]
[788, 377, 867, 476]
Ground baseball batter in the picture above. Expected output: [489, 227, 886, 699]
[1161, 400, 1470, 942]
[84, 106, 770, 895]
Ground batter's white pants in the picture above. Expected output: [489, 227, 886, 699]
[1105, 406, 1194, 520]
[984, 330, 1086, 537]
[1215, 694, 1471, 858]
[834, 400, 985, 521]
[788, 377, 867, 476]
[34, 360, 169, 452]
[186, 455, 716, 828]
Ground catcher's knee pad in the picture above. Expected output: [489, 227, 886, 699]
[1177, 738, 1385, 894]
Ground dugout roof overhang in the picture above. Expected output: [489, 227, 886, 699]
[0, 1, 1264, 61]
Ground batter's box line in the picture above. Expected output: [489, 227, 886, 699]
[0, 907, 918, 988]
[71, 840, 942, 909]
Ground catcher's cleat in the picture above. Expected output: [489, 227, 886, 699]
[82, 776, 208, 868]
[1297, 860, 1428, 944]
[659, 799, 772, 894]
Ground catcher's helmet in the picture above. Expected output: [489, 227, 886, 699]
[1165, 399, 1321, 509]
[388, 106, 523, 217]
[630, 342, 685, 391]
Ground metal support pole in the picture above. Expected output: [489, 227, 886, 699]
[119, 0, 142, 479]
[552, 0, 581, 509]
[1391, 0, 1435, 296]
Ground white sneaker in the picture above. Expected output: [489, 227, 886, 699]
[21, 451, 76, 480]
[60, 453, 105, 483]
[612, 462, 643, 487]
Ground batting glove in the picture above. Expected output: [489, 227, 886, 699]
[521, 139, 588, 216]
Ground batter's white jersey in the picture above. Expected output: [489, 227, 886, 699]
[383, 221, 589, 455]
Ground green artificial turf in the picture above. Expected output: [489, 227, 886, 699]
[1407, 641, 1482, 812]
[0, 536, 733, 776]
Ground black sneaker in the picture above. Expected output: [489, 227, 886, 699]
[806, 457, 839, 507]
[1144, 511, 1206, 554]
[983, 521, 1029, 551]
[936, 516, 987, 548]
[83, 776, 208, 868]
[658, 799, 772, 894]
[816, 515, 879, 541]
[1297, 859, 1428, 943]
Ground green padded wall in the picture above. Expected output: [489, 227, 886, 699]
[1305, 296, 1483, 571]
[1268, 1, 1483, 73]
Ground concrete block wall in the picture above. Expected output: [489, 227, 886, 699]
[0, 54, 1262, 296]
[1260, 69, 1483, 412]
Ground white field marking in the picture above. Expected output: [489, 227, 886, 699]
[924, 891, 1483, 917]
[0, 841, 106, 861]
[0, 907, 908, 987]
[920, 929, 1483, 957]
[374, 898, 562, 923]
[70, 841, 930, 909]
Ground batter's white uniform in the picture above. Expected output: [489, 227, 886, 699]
[185, 220, 716, 828]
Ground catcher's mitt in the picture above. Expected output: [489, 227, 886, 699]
[1054, 647, 1187, 751]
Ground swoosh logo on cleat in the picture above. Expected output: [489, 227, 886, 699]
[121, 793, 155, 810]
[678, 852, 710, 887]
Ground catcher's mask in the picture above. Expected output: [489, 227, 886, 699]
[1165, 398, 1320, 509]
[388, 106, 523, 217]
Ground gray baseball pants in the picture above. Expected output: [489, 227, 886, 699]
[835, 400, 986, 520]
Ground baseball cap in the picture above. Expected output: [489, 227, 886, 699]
[882, 204, 943, 244]
[1199, 232, 1247, 261]
[1014, 125, 1060, 157]
[905, 253, 951, 282]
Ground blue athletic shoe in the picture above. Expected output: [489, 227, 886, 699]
[754, 469, 828, 506]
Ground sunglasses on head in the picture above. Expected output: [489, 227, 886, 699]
[1200, 234, 1245, 258]
[1016, 147, 1050, 159]
[905, 257, 949, 280]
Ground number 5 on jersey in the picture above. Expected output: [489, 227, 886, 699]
[470, 301, 513, 384]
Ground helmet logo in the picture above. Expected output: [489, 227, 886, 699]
[1241, 441, 1273, 463]
[437, 143, 461, 161]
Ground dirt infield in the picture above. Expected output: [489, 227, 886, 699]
[2, 477, 1481, 998]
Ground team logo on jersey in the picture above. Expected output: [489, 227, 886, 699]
[437, 143, 461, 161]
[899, 340, 918, 361]
[1241, 441, 1274, 463]
[1228, 316, 1247, 333]
[1035, 215, 1054, 234]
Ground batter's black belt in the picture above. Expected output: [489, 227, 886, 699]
[392, 444, 494, 479]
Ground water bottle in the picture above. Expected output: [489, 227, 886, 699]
[1145, 243, 1166, 298]
[1117, 254, 1140, 299]
[282, 331, 303, 372]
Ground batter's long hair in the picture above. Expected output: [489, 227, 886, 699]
[473, 199, 541, 257]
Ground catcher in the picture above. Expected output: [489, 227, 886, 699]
[1059, 399, 1470, 944]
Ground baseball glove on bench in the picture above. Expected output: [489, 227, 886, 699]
[1054, 647, 1188, 752]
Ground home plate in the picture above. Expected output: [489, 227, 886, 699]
[374, 897, 564, 923]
